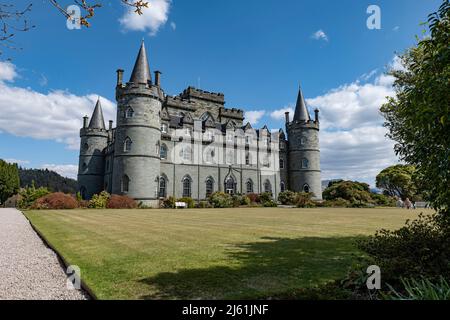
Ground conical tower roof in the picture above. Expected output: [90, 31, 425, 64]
[293, 86, 310, 121]
[129, 40, 152, 84]
[88, 98, 106, 129]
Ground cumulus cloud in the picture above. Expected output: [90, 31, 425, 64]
[0, 61, 17, 82]
[41, 164, 78, 179]
[170, 21, 176, 31]
[4, 158, 30, 166]
[119, 0, 171, 36]
[0, 62, 116, 150]
[311, 29, 328, 42]
[245, 110, 266, 125]
[270, 106, 294, 121]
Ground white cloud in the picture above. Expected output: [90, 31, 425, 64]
[270, 106, 294, 121]
[245, 110, 265, 125]
[41, 164, 78, 179]
[0, 62, 116, 150]
[0, 61, 17, 82]
[311, 29, 328, 42]
[393, 26, 400, 32]
[119, 0, 171, 36]
[170, 21, 176, 31]
[4, 158, 30, 166]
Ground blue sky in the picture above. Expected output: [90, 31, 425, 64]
[0, 0, 442, 185]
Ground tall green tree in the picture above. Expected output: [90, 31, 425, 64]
[376, 164, 417, 200]
[380, 0, 450, 213]
[0, 159, 20, 204]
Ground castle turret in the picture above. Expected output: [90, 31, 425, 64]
[111, 40, 163, 207]
[286, 86, 322, 200]
[78, 98, 108, 199]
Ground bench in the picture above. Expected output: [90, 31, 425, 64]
[175, 202, 187, 209]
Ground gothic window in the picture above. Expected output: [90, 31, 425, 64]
[125, 107, 134, 118]
[245, 136, 251, 145]
[161, 123, 168, 133]
[124, 137, 132, 152]
[225, 176, 236, 195]
[246, 179, 254, 194]
[280, 182, 286, 192]
[159, 176, 167, 198]
[301, 158, 309, 169]
[303, 184, 310, 193]
[245, 152, 251, 166]
[182, 176, 192, 198]
[205, 177, 214, 197]
[83, 143, 89, 151]
[280, 158, 285, 169]
[160, 144, 168, 160]
[121, 175, 130, 193]
[264, 180, 272, 194]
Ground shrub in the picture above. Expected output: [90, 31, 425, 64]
[18, 186, 50, 209]
[197, 201, 212, 208]
[32, 192, 78, 209]
[259, 192, 273, 203]
[106, 195, 137, 209]
[278, 190, 296, 205]
[247, 193, 260, 203]
[323, 180, 372, 205]
[295, 192, 316, 208]
[240, 195, 251, 206]
[384, 277, 450, 300]
[177, 197, 195, 208]
[161, 196, 175, 208]
[370, 193, 396, 207]
[263, 200, 277, 207]
[208, 192, 233, 208]
[88, 191, 110, 209]
[321, 198, 351, 207]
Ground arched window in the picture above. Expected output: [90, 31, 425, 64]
[301, 158, 309, 169]
[224, 176, 236, 194]
[159, 176, 167, 198]
[156, 141, 160, 155]
[280, 182, 286, 192]
[83, 143, 89, 151]
[125, 107, 134, 118]
[245, 152, 251, 166]
[279, 158, 285, 169]
[124, 137, 132, 152]
[303, 184, 310, 193]
[160, 144, 168, 160]
[300, 137, 306, 145]
[264, 180, 272, 194]
[79, 186, 87, 200]
[205, 177, 214, 197]
[182, 176, 191, 198]
[160, 123, 168, 133]
[121, 175, 130, 193]
[246, 179, 254, 194]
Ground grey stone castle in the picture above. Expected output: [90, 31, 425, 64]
[78, 41, 322, 207]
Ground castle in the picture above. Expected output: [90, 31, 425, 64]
[77, 41, 322, 207]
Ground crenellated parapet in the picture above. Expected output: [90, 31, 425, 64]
[180, 86, 225, 104]
[219, 107, 244, 121]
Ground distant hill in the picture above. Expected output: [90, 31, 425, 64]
[19, 167, 78, 194]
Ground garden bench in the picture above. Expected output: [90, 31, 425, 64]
[175, 202, 187, 209]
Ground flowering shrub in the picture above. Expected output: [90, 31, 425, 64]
[208, 192, 233, 208]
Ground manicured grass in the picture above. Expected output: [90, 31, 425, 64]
[24, 207, 428, 299]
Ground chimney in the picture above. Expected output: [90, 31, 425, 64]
[284, 111, 290, 124]
[83, 116, 89, 128]
[154, 71, 161, 87]
[116, 69, 124, 86]
[109, 120, 113, 130]
[314, 108, 319, 123]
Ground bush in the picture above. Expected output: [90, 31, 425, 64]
[106, 195, 137, 209]
[18, 186, 51, 209]
[197, 201, 212, 208]
[278, 190, 296, 205]
[240, 195, 251, 206]
[259, 192, 272, 203]
[247, 193, 260, 203]
[323, 180, 372, 205]
[161, 196, 175, 208]
[32, 192, 78, 209]
[177, 197, 195, 208]
[263, 200, 277, 207]
[370, 193, 396, 207]
[88, 191, 110, 209]
[208, 192, 233, 208]
[295, 192, 316, 208]
[321, 198, 351, 207]
[384, 277, 450, 300]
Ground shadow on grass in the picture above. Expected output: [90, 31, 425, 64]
[139, 236, 365, 299]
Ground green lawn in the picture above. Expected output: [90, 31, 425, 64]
[24, 207, 427, 299]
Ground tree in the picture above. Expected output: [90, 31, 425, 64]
[0, 159, 20, 204]
[380, 0, 449, 213]
[376, 164, 417, 200]
[322, 180, 372, 204]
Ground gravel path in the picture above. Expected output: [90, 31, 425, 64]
[0, 208, 88, 300]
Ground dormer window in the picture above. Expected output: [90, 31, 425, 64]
[125, 107, 134, 118]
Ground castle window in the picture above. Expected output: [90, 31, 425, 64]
[182, 176, 192, 198]
[125, 107, 134, 119]
[156, 141, 160, 155]
[79, 187, 87, 200]
[121, 175, 130, 193]
[246, 179, 254, 194]
[83, 143, 89, 151]
[161, 123, 168, 133]
[227, 133, 234, 143]
[300, 137, 306, 145]
[180, 146, 192, 161]
[160, 144, 168, 160]
[159, 177, 166, 198]
[225, 176, 236, 195]
[264, 180, 272, 194]
[245, 152, 251, 166]
[106, 160, 109, 171]
[82, 162, 88, 172]
[303, 184, 310, 193]
[280, 182, 286, 192]
[301, 158, 309, 169]
[124, 137, 132, 152]
[245, 136, 251, 145]
[205, 177, 214, 197]
[280, 158, 284, 169]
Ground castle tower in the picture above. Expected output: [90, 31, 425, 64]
[111, 41, 163, 207]
[286, 86, 322, 200]
[78, 98, 108, 199]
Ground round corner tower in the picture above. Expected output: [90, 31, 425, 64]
[286, 86, 322, 200]
[78, 99, 108, 199]
[111, 41, 163, 207]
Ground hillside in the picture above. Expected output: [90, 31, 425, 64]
[19, 168, 78, 194]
